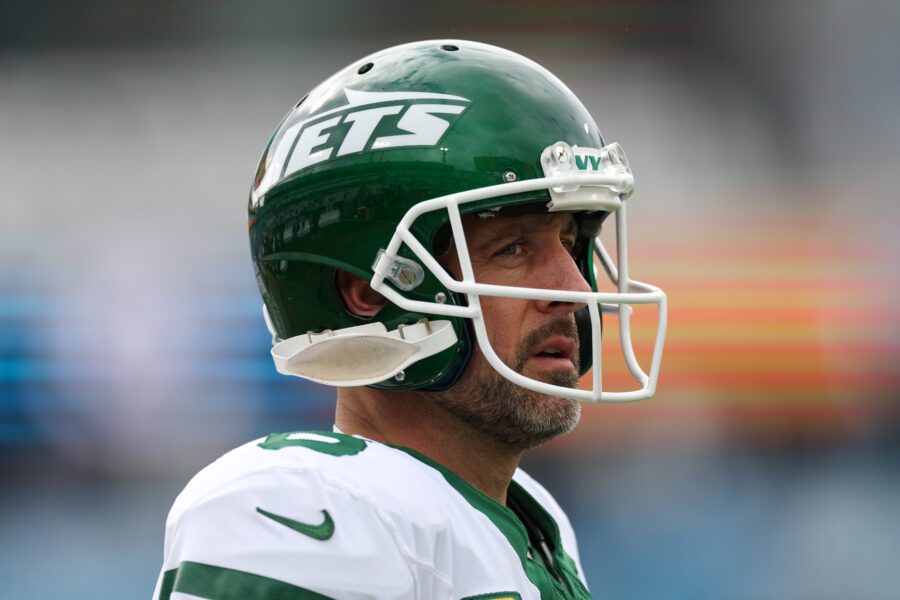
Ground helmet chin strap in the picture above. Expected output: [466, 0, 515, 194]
[265, 314, 458, 387]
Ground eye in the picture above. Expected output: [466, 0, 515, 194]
[561, 237, 577, 256]
[495, 242, 524, 257]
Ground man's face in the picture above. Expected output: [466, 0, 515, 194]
[423, 210, 592, 450]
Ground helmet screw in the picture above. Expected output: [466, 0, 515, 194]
[435, 292, 447, 304]
[502, 170, 517, 183]
[395, 370, 406, 382]
[554, 145, 569, 163]
[396, 266, 416, 287]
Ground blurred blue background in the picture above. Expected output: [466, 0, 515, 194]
[2, 1, 899, 598]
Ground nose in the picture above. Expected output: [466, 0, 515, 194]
[533, 240, 592, 315]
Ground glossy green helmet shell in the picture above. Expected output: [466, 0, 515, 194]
[249, 40, 607, 391]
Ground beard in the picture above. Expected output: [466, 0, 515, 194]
[420, 319, 583, 451]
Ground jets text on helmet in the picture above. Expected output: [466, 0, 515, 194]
[252, 88, 471, 206]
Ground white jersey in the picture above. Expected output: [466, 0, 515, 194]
[155, 431, 592, 599]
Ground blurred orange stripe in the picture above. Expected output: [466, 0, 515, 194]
[668, 307, 900, 324]
[637, 212, 870, 228]
[637, 265, 889, 279]
[649, 357, 890, 373]
[577, 402, 899, 420]
[631, 245, 881, 260]
[661, 290, 887, 308]
[628, 341, 900, 353]
[658, 279, 900, 290]
[717, 403, 899, 419]
[586, 371, 900, 390]
[656, 324, 893, 341]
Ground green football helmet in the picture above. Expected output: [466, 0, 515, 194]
[249, 40, 666, 402]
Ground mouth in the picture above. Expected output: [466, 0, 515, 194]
[528, 335, 578, 370]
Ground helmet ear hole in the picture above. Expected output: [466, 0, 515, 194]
[336, 270, 386, 319]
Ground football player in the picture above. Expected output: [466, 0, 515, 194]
[155, 40, 666, 599]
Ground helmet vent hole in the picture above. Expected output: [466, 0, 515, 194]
[294, 94, 308, 109]
[357, 62, 374, 75]
[440, 44, 459, 52]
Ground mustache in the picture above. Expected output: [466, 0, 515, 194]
[513, 319, 580, 372]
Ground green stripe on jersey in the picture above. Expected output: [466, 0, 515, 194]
[391, 445, 592, 599]
[258, 431, 367, 456]
[158, 561, 334, 600]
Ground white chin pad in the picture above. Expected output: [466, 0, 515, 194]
[271, 320, 457, 387]
[279, 335, 416, 384]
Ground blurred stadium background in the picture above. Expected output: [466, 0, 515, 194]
[2, 1, 899, 598]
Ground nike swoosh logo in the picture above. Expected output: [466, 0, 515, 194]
[256, 507, 335, 541]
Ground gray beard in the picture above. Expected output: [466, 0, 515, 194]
[420, 319, 583, 451]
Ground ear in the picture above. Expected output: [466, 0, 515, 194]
[336, 270, 387, 318]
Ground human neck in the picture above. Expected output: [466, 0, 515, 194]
[335, 387, 522, 505]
